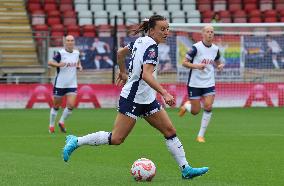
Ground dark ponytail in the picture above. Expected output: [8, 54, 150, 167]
[131, 15, 166, 36]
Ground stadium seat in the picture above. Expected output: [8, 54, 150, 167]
[75, 4, 88, 12]
[244, 4, 258, 12]
[233, 10, 247, 23]
[94, 11, 109, 25]
[121, 4, 135, 11]
[63, 11, 77, 18]
[219, 10, 231, 22]
[60, 0, 73, 3]
[31, 10, 45, 25]
[125, 11, 139, 26]
[90, 4, 104, 12]
[63, 17, 77, 26]
[136, 3, 150, 11]
[28, 0, 41, 3]
[82, 24, 95, 32]
[28, 3, 42, 12]
[67, 31, 81, 36]
[83, 32, 96, 37]
[44, 3, 58, 12]
[249, 17, 262, 23]
[182, 3, 196, 11]
[140, 11, 154, 19]
[47, 17, 61, 26]
[106, 4, 120, 12]
[90, 0, 104, 3]
[51, 32, 64, 46]
[51, 24, 65, 32]
[264, 17, 278, 23]
[227, 0, 242, 12]
[47, 10, 61, 17]
[43, 0, 57, 3]
[97, 25, 112, 37]
[33, 24, 49, 32]
[109, 11, 124, 25]
[264, 10, 277, 18]
[158, 11, 170, 20]
[197, 0, 211, 12]
[275, 0, 284, 11]
[260, 0, 273, 11]
[74, 0, 88, 3]
[249, 10, 261, 18]
[167, 3, 181, 12]
[79, 17, 93, 26]
[213, 0, 226, 11]
[171, 11, 186, 23]
[67, 24, 80, 33]
[59, 4, 74, 12]
[151, 0, 166, 11]
[202, 10, 215, 19]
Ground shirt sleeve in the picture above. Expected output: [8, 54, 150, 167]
[53, 51, 61, 63]
[185, 46, 197, 62]
[143, 44, 158, 65]
[126, 42, 134, 52]
[215, 49, 220, 61]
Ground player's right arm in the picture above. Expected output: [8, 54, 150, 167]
[182, 46, 205, 70]
[48, 51, 66, 68]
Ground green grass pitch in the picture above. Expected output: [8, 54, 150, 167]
[0, 108, 283, 186]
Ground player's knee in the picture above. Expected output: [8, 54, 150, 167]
[204, 105, 212, 111]
[191, 110, 200, 115]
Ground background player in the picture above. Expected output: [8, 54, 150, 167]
[48, 35, 82, 133]
[179, 25, 224, 143]
[62, 15, 208, 179]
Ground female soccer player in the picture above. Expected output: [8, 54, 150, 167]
[48, 35, 82, 133]
[178, 25, 224, 143]
[62, 15, 208, 179]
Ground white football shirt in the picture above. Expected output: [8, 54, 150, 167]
[120, 36, 159, 104]
[185, 41, 220, 88]
[52, 48, 80, 88]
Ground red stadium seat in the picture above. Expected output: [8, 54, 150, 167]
[280, 17, 284, 22]
[59, 4, 73, 12]
[28, 3, 42, 12]
[228, 0, 242, 12]
[31, 10, 45, 25]
[234, 10, 246, 18]
[233, 10, 247, 23]
[28, 0, 41, 3]
[47, 10, 61, 17]
[197, 0, 211, 12]
[202, 10, 215, 19]
[82, 24, 95, 32]
[63, 11, 76, 18]
[67, 31, 80, 37]
[51, 24, 65, 32]
[44, 3, 58, 12]
[67, 24, 80, 32]
[264, 10, 277, 17]
[63, 17, 77, 26]
[83, 32, 96, 37]
[60, 0, 73, 3]
[249, 10, 261, 18]
[244, 4, 258, 12]
[51, 32, 64, 46]
[33, 24, 49, 32]
[43, 0, 57, 3]
[47, 17, 61, 25]
[279, 9, 284, 17]
[243, 0, 257, 3]
[249, 17, 262, 23]
[264, 17, 278, 22]
[202, 18, 212, 23]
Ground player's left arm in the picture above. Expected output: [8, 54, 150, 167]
[214, 49, 225, 71]
[77, 60, 83, 71]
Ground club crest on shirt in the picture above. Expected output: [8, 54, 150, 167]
[148, 48, 156, 59]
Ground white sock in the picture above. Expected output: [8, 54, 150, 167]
[59, 107, 72, 124]
[77, 131, 111, 146]
[198, 111, 212, 137]
[49, 108, 58, 127]
[165, 135, 189, 170]
[184, 102, 191, 112]
[94, 59, 100, 69]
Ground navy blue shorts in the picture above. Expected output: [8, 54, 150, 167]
[53, 87, 77, 97]
[188, 86, 215, 99]
[118, 96, 163, 120]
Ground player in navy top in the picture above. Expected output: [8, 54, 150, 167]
[62, 15, 208, 179]
[48, 35, 82, 134]
[179, 25, 224, 143]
